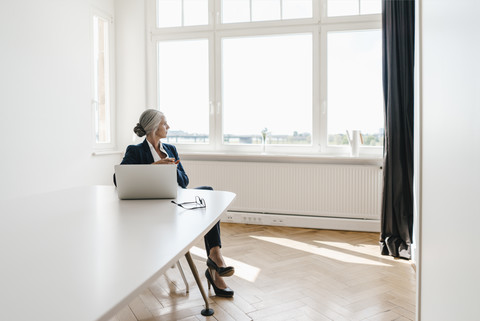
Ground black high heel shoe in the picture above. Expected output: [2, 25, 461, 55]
[207, 257, 235, 277]
[205, 268, 234, 298]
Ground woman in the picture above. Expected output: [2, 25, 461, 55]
[118, 109, 234, 298]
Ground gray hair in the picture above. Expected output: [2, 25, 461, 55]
[133, 109, 164, 137]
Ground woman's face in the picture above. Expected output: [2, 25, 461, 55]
[154, 116, 170, 139]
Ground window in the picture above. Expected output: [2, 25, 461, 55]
[222, 34, 312, 145]
[222, 0, 313, 23]
[92, 12, 115, 148]
[158, 39, 210, 143]
[327, 0, 381, 17]
[157, 0, 209, 27]
[147, 0, 382, 155]
[327, 29, 383, 146]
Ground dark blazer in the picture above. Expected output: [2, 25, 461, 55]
[115, 139, 189, 188]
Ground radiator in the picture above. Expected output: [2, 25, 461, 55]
[182, 160, 382, 221]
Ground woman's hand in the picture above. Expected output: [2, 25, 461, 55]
[152, 157, 177, 165]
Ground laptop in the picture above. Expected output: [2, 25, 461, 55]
[114, 164, 178, 200]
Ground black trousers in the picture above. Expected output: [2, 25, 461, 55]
[195, 186, 221, 256]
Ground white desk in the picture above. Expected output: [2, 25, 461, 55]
[0, 186, 235, 321]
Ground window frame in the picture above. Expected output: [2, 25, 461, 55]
[216, 25, 319, 155]
[91, 8, 116, 151]
[155, 0, 215, 32]
[146, 0, 383, 157]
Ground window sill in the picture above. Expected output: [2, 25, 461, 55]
[91, 150, 124, 156]
[180, 152, 383, 167]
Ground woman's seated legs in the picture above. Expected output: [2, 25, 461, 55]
[195, 186, 221, 257]
[194, 186, 234, 292]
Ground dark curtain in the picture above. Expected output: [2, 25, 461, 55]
[380, 0, 415, 259]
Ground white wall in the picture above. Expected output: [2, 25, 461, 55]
[419, 0, 480, 320]
[115, 0, 147, 151]
[0, 0, 121, 201]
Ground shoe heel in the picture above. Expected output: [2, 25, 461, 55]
[204, 268, 234, 298]
[209, 267, 216, 282]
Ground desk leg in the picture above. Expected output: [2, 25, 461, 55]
[185, 251, 214, 316]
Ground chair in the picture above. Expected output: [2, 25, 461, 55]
[173, 260, 189, 293]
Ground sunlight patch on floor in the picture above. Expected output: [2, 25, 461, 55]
[314, 241, 412, 265]
[314, 240, 379, 253]
[190, 246, 261, 282]
[250, 236, 391, 267]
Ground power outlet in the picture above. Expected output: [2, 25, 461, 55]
[222, 212, 286, 226]
[271, 218, 285, 225]
[241, 215, 263, 224]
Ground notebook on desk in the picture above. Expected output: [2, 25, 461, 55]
[114, 164, 178, 200]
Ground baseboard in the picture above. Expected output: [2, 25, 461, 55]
[221, 211, 380, 233]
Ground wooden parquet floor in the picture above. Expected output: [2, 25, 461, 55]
[109, 223, 416, 321]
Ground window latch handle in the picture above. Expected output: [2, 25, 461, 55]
[209, 101, 214, 115]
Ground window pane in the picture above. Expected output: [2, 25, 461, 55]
[360, 0, 381, 15]
[252, 0, 281, 22]
[282, 0, 313, 20]
[222, 0, 313, 23]
[184, 0, 208, 26]
[327, 0, 359, 17]
[222, 34, 312, 145]
[327, 29, 383, 146]
[93, 16, 110, 144]
[157, 0, 182, 28]
[222, 0, 250, 23]
[158, 39, 209, 143]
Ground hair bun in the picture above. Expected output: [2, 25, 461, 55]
[133, 123, 146, 137]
